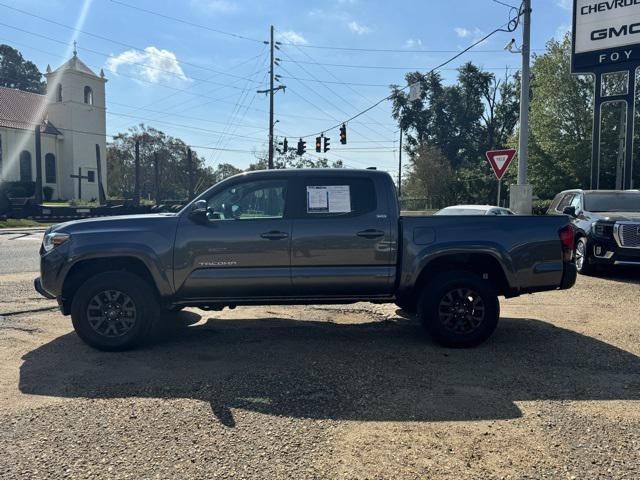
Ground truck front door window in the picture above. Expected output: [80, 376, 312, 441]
[206, 180, 287, 220]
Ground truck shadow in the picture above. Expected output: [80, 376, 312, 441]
[19, 313, 640, 427]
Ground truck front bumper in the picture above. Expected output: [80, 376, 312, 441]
[34, 277, 56, 299]
[588, 236, 640, 267]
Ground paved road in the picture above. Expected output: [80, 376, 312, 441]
[0, 230, 43, 274]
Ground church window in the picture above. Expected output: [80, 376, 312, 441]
[87, 170, 95, 183]
[19, 151, 32, 182]
[57, 84, 62, 102]
[45, 153, 56, 183]
[84, 86, 93, 105]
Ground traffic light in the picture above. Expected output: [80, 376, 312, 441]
[315, 136, 322, 153]
[339, 123, 347, 144]
[323, 136, 330, 153]
[297, 138, 306, 156]
[283, 137, 288, 153]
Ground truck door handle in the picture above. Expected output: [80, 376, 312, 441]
[260, 231, 289, 240]
[357, 229, 385, 239]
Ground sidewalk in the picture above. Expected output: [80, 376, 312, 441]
[0, 227, 47, 235]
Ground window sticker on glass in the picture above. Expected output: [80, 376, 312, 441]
[306, 185, 351, 213]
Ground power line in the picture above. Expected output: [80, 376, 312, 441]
[108, 0, 264, 43]
[0, 116, 259, 153]
[280, 59, 520, 71]
[0, 2, 263, 82]
[295, 15, 522, 139]
[279, 67, 519, 88]
[277, 48, 392, 141]
[279, 43, 543, 53]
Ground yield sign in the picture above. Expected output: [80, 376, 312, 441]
[485, 149, 517, 180]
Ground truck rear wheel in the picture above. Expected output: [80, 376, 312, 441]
[418, 270, 499, 348]
[71, 271, 159, 351]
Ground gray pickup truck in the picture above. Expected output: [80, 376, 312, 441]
[35, 169, 576, 351]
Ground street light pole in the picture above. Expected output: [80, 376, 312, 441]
[511, 0, 533, 214]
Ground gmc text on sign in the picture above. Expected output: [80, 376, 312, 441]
[572, 0, 640, 72]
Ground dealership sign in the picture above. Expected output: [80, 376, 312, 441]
[572, 0, 640, 72]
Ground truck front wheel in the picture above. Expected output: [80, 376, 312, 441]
[418, 271, 499, 348]
[70, 271, 159, 351]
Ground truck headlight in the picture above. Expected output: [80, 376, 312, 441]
[592, 222, 613, 238]
[42, 232, 70, 252]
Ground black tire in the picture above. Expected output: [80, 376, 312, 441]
[165, 306, 185, 313]
[395, 299, 417, 314]
[575, 237, 597, 275]
[71, 271, 159, 351]
[417, 270, 500, 348]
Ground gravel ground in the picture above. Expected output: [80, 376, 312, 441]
[0, 268, 639, 479]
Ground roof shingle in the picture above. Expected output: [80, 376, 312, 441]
[0, 86, 62, 136]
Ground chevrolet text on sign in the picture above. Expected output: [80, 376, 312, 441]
[572, 0, 640, 71]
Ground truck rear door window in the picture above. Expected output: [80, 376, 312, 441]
[301, 177, 376, 217]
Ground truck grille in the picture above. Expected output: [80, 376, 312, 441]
[615, 223, 640, 249]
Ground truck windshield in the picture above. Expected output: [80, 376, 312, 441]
[584, 193, 640, 212]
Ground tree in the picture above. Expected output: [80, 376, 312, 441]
[527, 34, 594, 198]
[391, 63, 519, 205]
[402, 145, 456, 207]
[107, 124, 215, 200]
[0, 44, 46, 94]
[213, 163, 243, 182]
[247, 150, 343, 170]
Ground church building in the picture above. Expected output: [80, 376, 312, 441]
[0, 50, 107, 201]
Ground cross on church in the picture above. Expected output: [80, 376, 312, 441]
[70, 167, 90, 200]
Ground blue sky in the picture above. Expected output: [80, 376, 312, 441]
[1, 0, 573, 175]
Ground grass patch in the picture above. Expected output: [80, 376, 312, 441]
[0, 218, 52, 229]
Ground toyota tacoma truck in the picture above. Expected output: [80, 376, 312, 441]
[35, 169, 576, 351]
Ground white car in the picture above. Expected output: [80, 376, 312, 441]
[435, 205, 515, 216]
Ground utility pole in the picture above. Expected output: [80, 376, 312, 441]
[510, 0, 533, 214]
[134, 140, 140, 207]
[398, 128, 403, 198]
[34, 125, 43, 205]
[258, 25, 285, 169]
[154, 152, 160, 204]
[187, 148, 194, 200]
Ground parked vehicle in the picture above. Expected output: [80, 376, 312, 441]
[35, 169, 576, 351]
[435, 205, 515, 216]
[548, 189, 640, 274]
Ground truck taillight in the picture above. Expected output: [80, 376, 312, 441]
[559, 225, 574, 262]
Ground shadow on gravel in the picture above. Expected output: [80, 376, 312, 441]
[591, 266, 640, 285]
[19, 313, 640, 427]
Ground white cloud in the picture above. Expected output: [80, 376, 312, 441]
[348, 20, 370, 35]
[556, 0, 572, 10]
[190, 0, 238, 14]
[404, 38, 423, 49]
[106, 47, 189, 83]
[277, 30, 308, 45]
[455, 27, 472, 38]
[555, 23, 571, 40]
[455, 26, 486, 43]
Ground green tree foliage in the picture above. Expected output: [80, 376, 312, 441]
[107, 124, 215, 200]
[528, 34, 594, 198]
[0, 44, 46, 94]
[391, 62, 519, 205]
[247, 150, 343, 170]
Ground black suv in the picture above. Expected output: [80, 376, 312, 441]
[548, 189, 640, 274]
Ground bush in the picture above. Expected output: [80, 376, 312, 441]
[532, 199, 553, 215]
[0, 181, 35, 198]
[43, 186, 54, 201]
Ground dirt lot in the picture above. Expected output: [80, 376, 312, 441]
[1, 256, 639, 478]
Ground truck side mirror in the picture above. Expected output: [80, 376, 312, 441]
[189, 200, 208, 225]
[562, 206, 576, 218]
